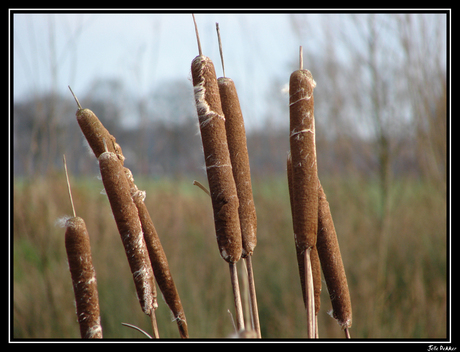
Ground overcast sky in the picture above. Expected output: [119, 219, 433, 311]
[13, 11, 314, 128]
[11, 10, 448, 132]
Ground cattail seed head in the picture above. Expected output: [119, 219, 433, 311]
[98, 151, 157, 315]
[132, 189, 189, 338]
[317, 182, 352, 329]
[65, 217, 102, 339]
[289, 69, 318, 251]
[191, 55, 242, 264]
[218, 77, 257, 257]
[76, 108, 125, 164]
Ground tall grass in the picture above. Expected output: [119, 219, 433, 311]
[12, 175, 446, 338]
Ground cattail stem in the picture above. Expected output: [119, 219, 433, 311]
[192, 14, 202, 57]
[149, 309, 159, 339]
[63, 154, 76, 218]
[244, 256, 261, 337]
[216, 22, 226, 78]
[304, 248, 316, 338]
[229, 263, 245, 332]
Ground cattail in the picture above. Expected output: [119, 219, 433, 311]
[131, 186, 189, 338]
[62, 155, 102, 339]
[317, 180, 352, 336]
[70, 88, 187, 338]
[98, 150, 158, 335]
[218, 78, 257, 256]
[216, 22, 260, 338]
[289, 49, 318, 253]
[191, 15, 244, 332]
[69, 86, 125, 164]
[289, 47, 319, 338]
[287, 152, 321, 337]
[65, 217, 103, 339]
[191, 16, 242, 265]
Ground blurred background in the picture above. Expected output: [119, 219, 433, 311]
[12, 11, 448, 339]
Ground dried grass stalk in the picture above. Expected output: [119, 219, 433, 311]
[65, 216, 102, 339]
[191, 54, 242, 264]
[98, 151, 157, 318]
[317, 180, 352, 332]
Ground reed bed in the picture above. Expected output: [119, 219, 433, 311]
[14, 175, 446, 338]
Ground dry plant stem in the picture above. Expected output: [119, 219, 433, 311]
[192, 180, 211, 197]
[216, 23, 226, 77]
[191, 54, 242, 264]
[304, 248, 316, 338]
[229, 263, 245, 332]
[317, 181, 352, 333]
[131, 187, 189, 338]
[121, 322, 152, 339]
[244, 256, 261, 338]
[65, 217, 102, 339]
[63, 155, 76, 217]
[98, 151, 158, 328]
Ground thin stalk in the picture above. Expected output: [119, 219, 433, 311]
[229, 263, 245, 332]
[304, 248, 316, 338]
[245, 256, 261, 338]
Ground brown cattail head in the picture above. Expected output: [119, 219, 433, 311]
[98, 151, 157, 316]
[289, 69, 318, 251]
[317, 181, 352, 329]
[191, 55, 242, 264]
[76, 108, 125, 164]
[287, 153, 321, 315]
[218, 77, 257, 257]
[65, 216, 102, 339]
[131, 189, 189, 338]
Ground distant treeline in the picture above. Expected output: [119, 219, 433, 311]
[13, 81, 444, 183]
